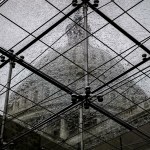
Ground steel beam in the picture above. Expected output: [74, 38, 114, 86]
[0, 61, 13, 144]
[89, 102, 150, 140]
[0, 3, 83, 69]
[87, 2, 150, 55]
[0, 47, 80, 95]
[91, 57, 150, 94]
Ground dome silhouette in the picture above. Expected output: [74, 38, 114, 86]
[8, 10, 148, 149]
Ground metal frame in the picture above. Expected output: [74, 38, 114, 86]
[0, 0, 150, 149]
[0, 47, 80, 96]
[87, 1, 150, 55]
[1, 45, 150, 148]
[0, 0, 8, 7]
[1, 101, 84, 149]
[91, 57, 150, 94]
[0, 60, 13, 144]
[89, 102, 150, 140]
[0, 2, 83, 68]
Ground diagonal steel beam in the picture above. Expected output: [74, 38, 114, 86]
[87, 2, 150, 55]
[0, 0, 8, 7]
[0, 47, 80, 95]
[0, 3, 83, 69]
[91, 57, 150, 94]
[0, 100, 84, 149]
[89, 102, 150, 140]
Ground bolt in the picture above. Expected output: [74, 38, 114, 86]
[72, 0, 78, 7]
[9, 50, 14, 53]
[97, 95, 103, 102]
[93, 0, 99, 7]
[20, 56, 24, 59]
[142, 54, 147, 61]
[0, 55, 5, 62]
[85, 86, 91, 96]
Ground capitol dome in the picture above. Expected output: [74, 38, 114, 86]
[8, 10, 148, 149]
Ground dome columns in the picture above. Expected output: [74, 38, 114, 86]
[60, 118, 69, 140]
